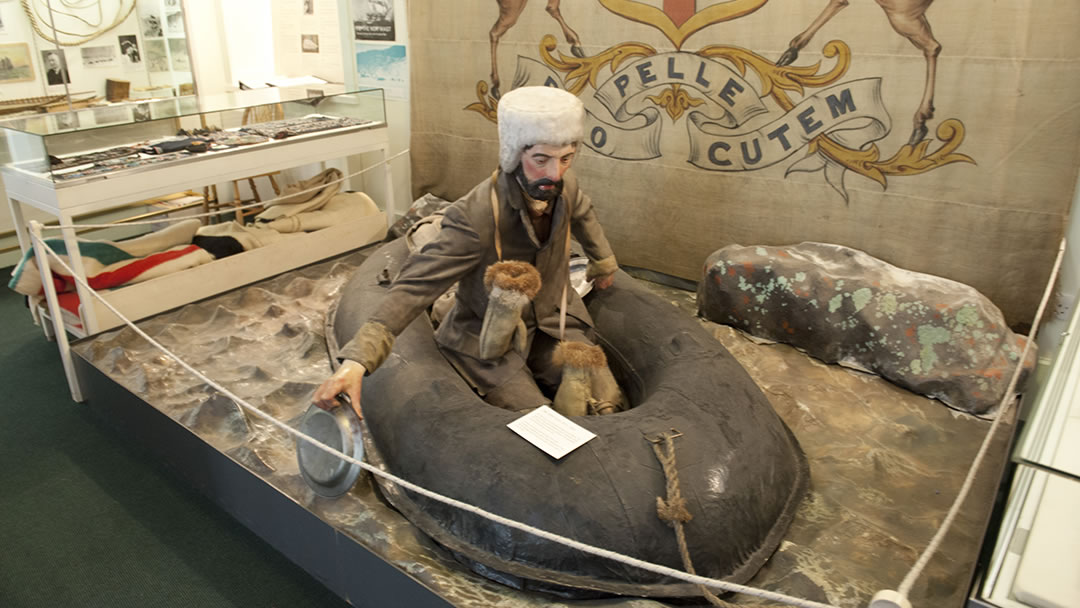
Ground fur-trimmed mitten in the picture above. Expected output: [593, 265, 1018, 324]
[552, 341, 608, 417]
[479, 261, 542, 360]
[589, 364, 627, 415]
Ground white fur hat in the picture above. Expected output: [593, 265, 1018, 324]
[498, 86, 585, 173]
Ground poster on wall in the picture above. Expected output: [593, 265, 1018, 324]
[118, 35, 141, 66]
[167, 38, 189, 71]
[302, 34, 319, 53]
[355, 43, 406, 100]
[80, 45, 119, 68]
[144, 39, 167, 72]
[40, 48, 70, 85]
[352, 0, 394, 41]
[303, 0, 313, 16]
[0, 43, 33, 83]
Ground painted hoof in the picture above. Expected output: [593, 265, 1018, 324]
[777, 47, 799, 67]
[571, 44, 585, 58]
[908, 124, 929, 146]
[490, 83, 501, 99]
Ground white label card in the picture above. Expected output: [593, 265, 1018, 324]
[507, 405, 597, 459]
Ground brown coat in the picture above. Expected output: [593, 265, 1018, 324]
[339, 168, 617, 379]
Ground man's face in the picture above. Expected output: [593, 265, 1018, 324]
[517, 143, 576, 201]
[46, 53, 59, 70]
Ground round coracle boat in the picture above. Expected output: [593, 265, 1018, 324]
[324, 237, 809, 598]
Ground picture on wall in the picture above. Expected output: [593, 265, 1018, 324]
[0, 7, 6, 34]
[139, 1, 162, 39]
[164, 0, 179, 6]
[353, 0, 395, 41]
[167, 38, 189, 71]
[303, 0, 313, 15]
[165, 10, 184, 35]
[80, 45, 119, 68]
[355, 43, 406, 99]
[144, 39, 167, 72]
[301, 34, 319, 53]
[0, 43, 34, 83]
[118, 35, 141, 65]
[41, 48, 70, 85]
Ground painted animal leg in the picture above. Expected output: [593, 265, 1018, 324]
[490, 0, 527, 98]
[545, 0, 585, 58]
[878, 1, 941, 144]
[777, 0, 849, 66]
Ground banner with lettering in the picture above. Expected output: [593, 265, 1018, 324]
[408, 0, 1080, 324]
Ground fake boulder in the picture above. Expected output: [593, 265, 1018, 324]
[697, 242, 1034, 416]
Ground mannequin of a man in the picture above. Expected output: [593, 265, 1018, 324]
[314, 86, 624, 418]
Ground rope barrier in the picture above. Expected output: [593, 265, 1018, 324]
[31, 231, 840, 608]
[873, 237, 1067, 608]
[41, 149, 411, 230]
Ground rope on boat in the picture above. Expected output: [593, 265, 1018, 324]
[31, 232, 840, 608]
[649, 431, 734, 608]
[41, 149, 411, 230]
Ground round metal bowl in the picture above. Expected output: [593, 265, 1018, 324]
[296, 401, 365, 497]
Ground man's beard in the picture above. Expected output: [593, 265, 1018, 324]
[514, 165, 563, 202]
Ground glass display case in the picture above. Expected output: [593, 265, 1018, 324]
[2, 88, 392, 401]
[0, 87, 386, 187]
[973, 299, 1080, 608]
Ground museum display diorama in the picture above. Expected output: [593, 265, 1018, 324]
[3, 1, 1079, 608]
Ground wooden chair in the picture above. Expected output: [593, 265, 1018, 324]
[202, 102, 286, 223]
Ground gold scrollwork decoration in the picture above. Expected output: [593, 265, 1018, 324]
[698, 40, 851, 99]
[539, 35, 657, 96]
[645, 84, 705, 122]
[465, 80, 498, 121]
[870, 119, 975, 177]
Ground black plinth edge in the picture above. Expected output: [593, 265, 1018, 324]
[72, 350, 452, 608]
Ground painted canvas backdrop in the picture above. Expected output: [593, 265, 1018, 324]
[408, 0, 1080, 325]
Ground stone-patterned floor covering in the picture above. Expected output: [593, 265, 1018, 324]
[73, 245, 1011, 608]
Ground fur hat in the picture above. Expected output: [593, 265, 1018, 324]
[498, 86, 585, 173]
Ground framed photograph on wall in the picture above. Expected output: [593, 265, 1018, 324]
[301, 34, 319, 53]
[165, 10, 184, 35]
[144, 39, 167, 72]
[0, 43, 34, 83]
[118, 35, 141, 65]
[167, 38, 189, 71]
[80, 45, 119, 68]
[138, 0, 163, 39]
[40, 48, 70, 85]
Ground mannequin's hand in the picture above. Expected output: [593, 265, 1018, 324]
[313, 359, 365, 420]
[594, 272, 615, 290]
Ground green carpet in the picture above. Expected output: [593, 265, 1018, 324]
[0, 277, 350, 608]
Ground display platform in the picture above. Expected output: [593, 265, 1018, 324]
[70, 249, 1016, 607]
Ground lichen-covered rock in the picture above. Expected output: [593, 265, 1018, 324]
[697, 242, 1034, 416]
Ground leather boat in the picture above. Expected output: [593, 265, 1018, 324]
[322, 237, 809, 597]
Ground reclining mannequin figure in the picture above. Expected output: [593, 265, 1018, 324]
[314, 86, 625, 417]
